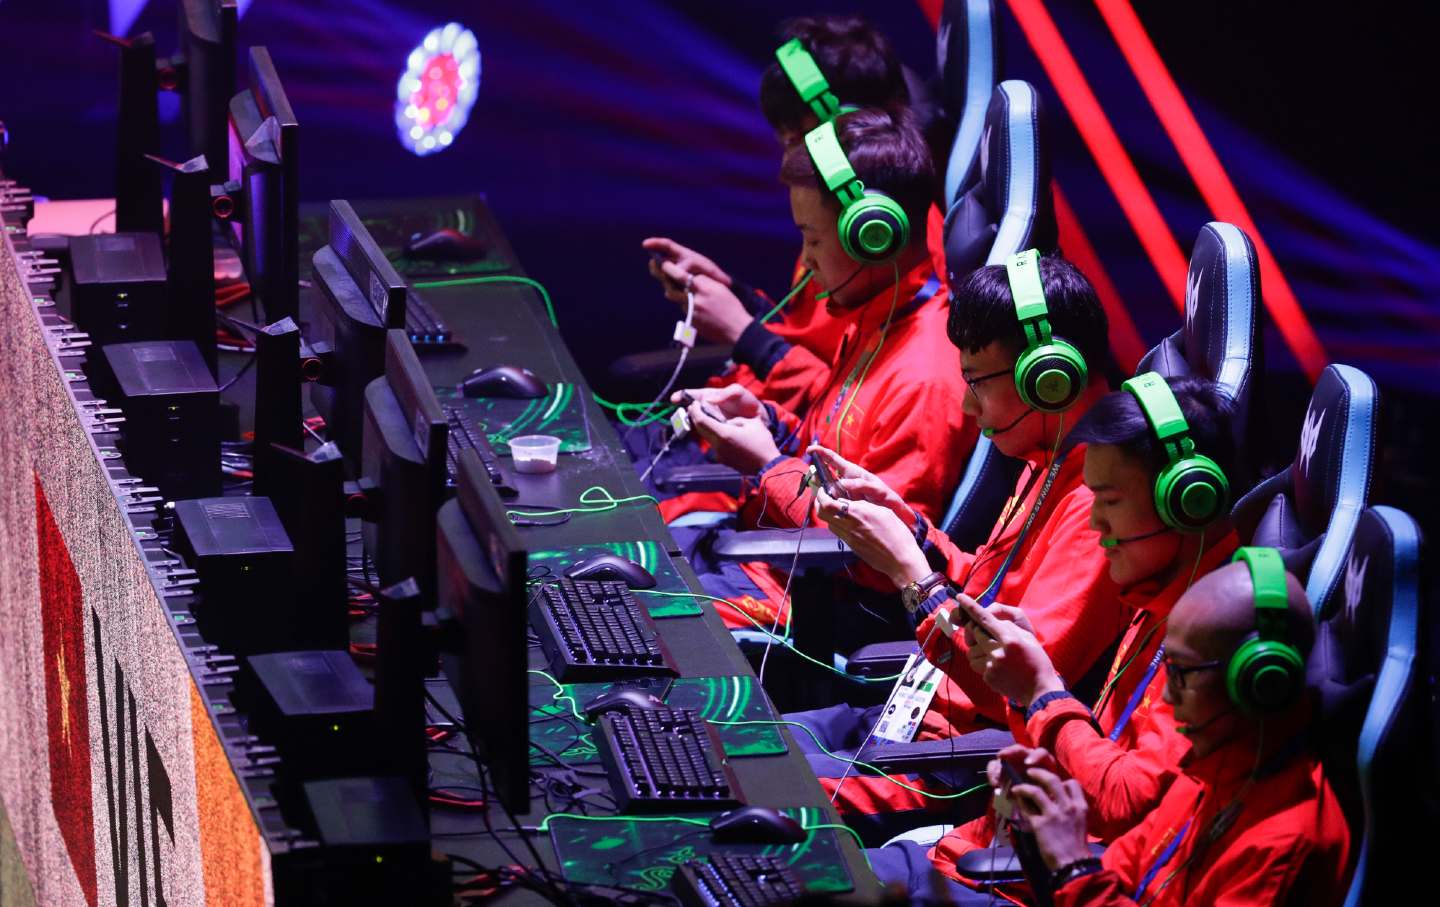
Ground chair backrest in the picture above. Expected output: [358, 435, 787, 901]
[1139, 222, 1265, 489]
[1233, 364, 1380, 612]
[936, 0, 1002, 207]
[1306, 506, 1426, 906]
[942, 79, 1058, 282]
[937, 79, 1058, 550]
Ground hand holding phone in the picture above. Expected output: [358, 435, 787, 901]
[677, 391, 725, 424]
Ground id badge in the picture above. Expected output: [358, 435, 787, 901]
[873, 653, 943, 744]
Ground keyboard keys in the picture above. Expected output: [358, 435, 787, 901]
[671, 854, 804, 906]
[593, 705, 742, 813]
[529, 578, 676, 681]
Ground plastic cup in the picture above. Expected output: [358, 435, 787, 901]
[509, 434, 561, 474]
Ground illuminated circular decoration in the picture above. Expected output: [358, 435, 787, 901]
[395, 22, 480, 156]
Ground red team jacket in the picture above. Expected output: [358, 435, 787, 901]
[822, 436, 1125, 815]
[930, 534, 1241, 878]
[1055, 725, 1351, 906]
[718, 204, 949, 415]
[712, 257, 978, 628]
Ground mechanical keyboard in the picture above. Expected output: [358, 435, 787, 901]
[406, 289, 463, 350]
[671, 854, 803, 906]
[445, 406, 509, 492]
[529, 578, 675, 681]
[593, 704, 741, 812]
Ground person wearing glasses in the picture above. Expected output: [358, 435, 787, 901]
[864, 376, 1246, 896]
[996, 558, 1350, 906]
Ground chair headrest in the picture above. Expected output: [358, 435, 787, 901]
[1291, 364, 1380, 607]
[942, 79, 1058, 282]
[936, 0, 1001, 204]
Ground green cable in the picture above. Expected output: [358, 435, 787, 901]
[707, 719, 988, 801]
[757, 270, 815, 324]
[591, 393, 675, 427]
[634, 589, 902, 683]
[412, 275, 559, 329]
[506, 486, 658, 521]
[527, 668, 585, 722]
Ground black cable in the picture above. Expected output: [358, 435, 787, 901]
[425, 689, 468, 732]
[217, 353, 258, 393]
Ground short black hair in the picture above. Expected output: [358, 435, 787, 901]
[1067, 375, 1239, 485]
[947, 255, 1112, 372]
[759, 15, 909, 134]
[778, 106, 935, 235]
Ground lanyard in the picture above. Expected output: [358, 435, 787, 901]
[974, 450, 1068, 606]
[1108, 642, 1165, 741]
[1133, 816, 1193, 900]
[817, 273, 941, 442]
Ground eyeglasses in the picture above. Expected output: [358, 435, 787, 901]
[963, 367, 1012, 399]
[1163, 656, 1224, 690]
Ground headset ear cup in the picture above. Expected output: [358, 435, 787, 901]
[1226, 637, 1306, 713]
[1014, 338, 1087, 413]
[837, 192, 910, 264]
[1153, 454, 1230, 531]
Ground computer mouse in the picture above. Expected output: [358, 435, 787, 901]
[581, 688, 667, 719]
[709, 806, 806, 845]
[460, 365, 546, 399]
[404, 228, 487, 261]
[564, 554, 657, 589]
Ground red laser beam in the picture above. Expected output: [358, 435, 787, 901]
[1004, 0, 1190, 312]
[1092, 0, 1327, 382]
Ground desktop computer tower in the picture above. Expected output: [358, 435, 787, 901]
[103, 339, 220, 500]
[69, 232, 168, 346]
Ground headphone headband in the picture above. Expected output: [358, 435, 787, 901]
[776, 38, 843, 122]
[1232, 547, 1290, 641]
[1005, 249, 1050, 331]
[805, 121, 863, 203]
[1123, 372, 1195, 459]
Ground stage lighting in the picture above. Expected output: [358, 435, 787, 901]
[394, 23, 479, 157]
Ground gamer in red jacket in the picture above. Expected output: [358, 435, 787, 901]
[923, 377, 1245, 887]
[785, 256, 1123, 826]
[640, 16, 914, 417]
[1018, 558, 1349, 907]
[666, 107, 976, 632]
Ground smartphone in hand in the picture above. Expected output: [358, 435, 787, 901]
[811, 456, 850, 500]
[676, 391, 725, 424]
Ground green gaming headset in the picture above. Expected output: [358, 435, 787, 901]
[1227, 546, 1306, 713]
[1004, 249, 1088, 412]
[802, 119, 911, 264]
[1122, 370, 1231, 531]
[775, 38, 857, 123]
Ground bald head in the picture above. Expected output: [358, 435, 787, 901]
[1170, 561, 1315, 663]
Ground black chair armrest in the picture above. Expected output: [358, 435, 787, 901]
[609, 344, 732, 389]
[859, 728, 1013, 775]
[953, 842, 1105, 884]
[654, 463, 743, 495]
[846, 641, 920, 677]
[711, 527, 855, 570]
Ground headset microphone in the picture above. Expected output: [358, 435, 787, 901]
[1098, 526, 1173, 549]
[814, 263, 866, 303]
[981, 409, 1032, 439]
[1175, 706, 1235, 736]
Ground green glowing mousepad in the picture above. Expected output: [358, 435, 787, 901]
[548, 806, 854, 895]
[528, 540, 700, 618]
[530, 675, 785, 765]
[436, 382, 592, 454]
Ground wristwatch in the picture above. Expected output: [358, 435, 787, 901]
[901, 571, 949, 613]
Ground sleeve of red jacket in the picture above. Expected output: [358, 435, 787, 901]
[917, 490, 1122, 731]
[1026, 696, 1182, 841]
[748, 380, 974, 530]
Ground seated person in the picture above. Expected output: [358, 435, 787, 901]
[667, 107, 974, 631]
[786, 255, 1123, 820]
[641, 16, 938, 416]
[966, 553, 1349, 906]
[865, 375, 1242, 884]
